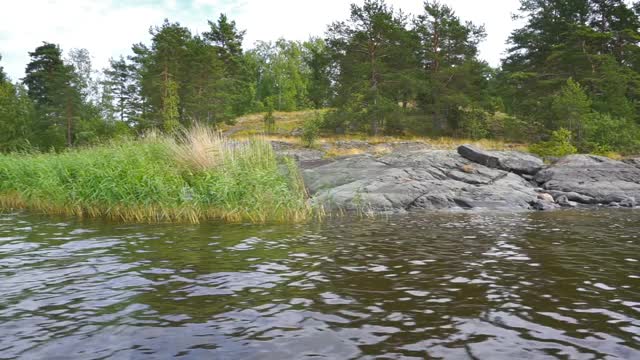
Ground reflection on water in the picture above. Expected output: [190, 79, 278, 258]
[0, 210, 638, 359]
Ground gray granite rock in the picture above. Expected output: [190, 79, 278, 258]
[534, 155, 640, 206]
[624, 157, 640, 169]
[285, 141, 639, 213]
[303, 150, 540, 212]
[458, 144, 544, 175]
[556, 195, 578, 208]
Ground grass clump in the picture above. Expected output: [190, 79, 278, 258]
[0, 127, 313, 224]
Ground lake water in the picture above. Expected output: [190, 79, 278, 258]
[1, 210, 639, 359]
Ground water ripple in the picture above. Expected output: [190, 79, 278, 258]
[0, 210, 638, 359]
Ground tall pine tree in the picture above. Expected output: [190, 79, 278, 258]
[23, 43, 82, 149]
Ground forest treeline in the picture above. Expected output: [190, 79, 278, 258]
[1, 0, 640, 154]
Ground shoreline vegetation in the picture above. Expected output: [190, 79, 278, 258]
[224, 110, 532, 153]
[0, 125, 314, 224]
[0, 111, 638, 224]
[3, 1, 640, 160]
[2, 0, 640, 222]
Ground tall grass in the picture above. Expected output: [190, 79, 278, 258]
[0, 127, 313, 223]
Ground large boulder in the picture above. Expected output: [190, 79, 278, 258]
[534, 155, 640, 206]
[457, 144, 544, 175]
[302, 150, 541, 212]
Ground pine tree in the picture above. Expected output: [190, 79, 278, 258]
[501, 0, 640, 127]
[23, 42, 82, 149]
[326, 0, 413, 134]
[131, 20, 192, 129]
[551, 78, 592, 140]
[103, 56, 140, 124]
[204, 13, 246, 68]
[204, 14, 254, 119]
[181, 35, 229, 124]
[413, 1, 488, 132]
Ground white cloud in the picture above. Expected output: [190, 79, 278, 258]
[0, 0, 522, 82]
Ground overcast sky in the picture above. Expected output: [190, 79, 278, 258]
[0, 0, 523, 81]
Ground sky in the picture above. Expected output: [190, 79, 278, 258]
[0, 0, 523, 82]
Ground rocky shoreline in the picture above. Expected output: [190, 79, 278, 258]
[276, 142, 640, 213]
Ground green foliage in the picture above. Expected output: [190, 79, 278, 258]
[550, 78, 591, 139]
[128, 17, 254, 130]
[582, 113, 640, 154]
[413, 2, 489, 132]
[486, 112, 542, 142]
[327, 0, 415, 135]
[322, 0, 493, 136]
[5, 2, 640, 155]
[204, 13, 245, 62]
[500, 0, 640, 138]
[302, 112, 323, 147]
[591, 56, 637, 120]
[102, 56, 141, 124]
[302, 38, 332, 109]
[23, 42, 83, 149]
[162, 77, 180, 132]
[529, 128, 578, 158]
[203, 14, 255, 119]
[251, 39, 311, 112]
[0, 54, 7, 83]
[0, 82, 34, 152]
[66, 48, 99, 104]
[0, 135, 311, 223]
[459, 108, 489, 140]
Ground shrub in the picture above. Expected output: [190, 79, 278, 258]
[321, 109, 349, 134]
[529, 128, 578, 158]
[263, 107, 275, 133]
[581, 112, 640, 155]
[483, 112, 542, 142]
[302, 112, 322, 147]
[460, 108, 489, 140]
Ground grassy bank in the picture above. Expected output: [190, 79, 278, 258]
[221, 110, 529, 152]
[0, 127, 313, 223]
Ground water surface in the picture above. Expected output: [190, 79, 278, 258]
[0, 210, 639, 359]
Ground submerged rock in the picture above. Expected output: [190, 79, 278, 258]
[556, 195, 578, 208]
[458, 144, 544, 175]
[534, 155, 640, 206]
[544, 190, 596, 204]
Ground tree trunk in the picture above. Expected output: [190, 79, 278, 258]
[66, 96, 73, 147]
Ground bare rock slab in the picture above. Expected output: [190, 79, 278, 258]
[457, 144, 543, 175]
[534, 155, 640, 206]
[302, 150, 540, 212]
